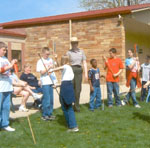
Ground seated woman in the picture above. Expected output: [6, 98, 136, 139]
[10, 70, 43, 112]
[20, 63, 43, 108]
[20, 63, 43, 94]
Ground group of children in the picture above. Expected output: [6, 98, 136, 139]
[0, 41, 150, 133]
[89, 48, 150, 110]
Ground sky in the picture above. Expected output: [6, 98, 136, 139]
[0, 0, 85, 23]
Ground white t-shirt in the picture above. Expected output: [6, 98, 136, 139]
[61, 64, 74, 81]
[36, 57, 57, 85]
[0, 56, 13, 92]
[141, 63, 150, 81]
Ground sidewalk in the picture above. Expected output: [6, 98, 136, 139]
[10, 84, 140, 119]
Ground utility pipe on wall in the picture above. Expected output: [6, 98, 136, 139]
[69, 19, 72, 49]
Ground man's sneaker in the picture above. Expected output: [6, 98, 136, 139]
[2, 126, 15, 132]
[67, 127, 79, 132]
[33, 93, 43, 100]
[135, 104, 141, 108]
[19, 105, 29, 112]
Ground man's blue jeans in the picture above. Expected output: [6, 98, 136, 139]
[89, 86, 101, 110]
[0, 92, 11, 128]
[42, 85, 53, 117]
[60, 97, 77, 129]
[107, 82, 121, 106]
[125, 78, 138, 105]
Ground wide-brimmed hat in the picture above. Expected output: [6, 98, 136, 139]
[70, 37, 79, 43]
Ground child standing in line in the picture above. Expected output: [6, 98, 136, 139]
[124, 49, 141, 108]
[51, 55, 79, 132]
[140, 56, 150, 101]
[103, 48, 123, 107]
[36, 47, 58, 121]
[0, 42, 17, 132]
[88, 59, 101, 111]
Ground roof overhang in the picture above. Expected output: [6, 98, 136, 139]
[0, 29, 26, 38]
[0, 10, 131, 29]
[0, 3, 150, 29]
[124, 17, 150, 35]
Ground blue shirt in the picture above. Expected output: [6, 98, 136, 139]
[125, 57, 139, 72]
[88, 68, 100, 87]
[20, 73, 39, 87]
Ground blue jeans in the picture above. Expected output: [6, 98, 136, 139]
[140, 81, 147, 101]
[107, 82, 121, 106]
[0, 92, 11, 128]
[60, 97, 77, 129]
[126, 78, 138, 105]
[146, 88, 150, 102]
[89, 86, 101, 110]
[42, 85, 53, 117]
[32, 87, 43, 94]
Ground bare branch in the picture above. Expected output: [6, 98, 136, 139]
[79, 0, 149, 10]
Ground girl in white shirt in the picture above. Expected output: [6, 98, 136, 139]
[51, 55, 79, 132]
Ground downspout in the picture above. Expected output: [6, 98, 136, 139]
[69, 19, 72, 49]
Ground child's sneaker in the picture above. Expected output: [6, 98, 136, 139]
[2, 126, 15, 132]
[108, 105, 113, 108]
[49, 115, 56, 120]
[67, 127, 79, 132]
[41, 116, 51, 121]
[33, 93, 43, 100]
[121, 100, 126, 106]
[135, 104, 141, 108]
[33, 99, 42, 109]
[19, 105, 29, 112]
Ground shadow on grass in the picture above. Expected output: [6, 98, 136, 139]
[57, 114, 67, 127]
[81, 100, 108, 110]
[133, 112, 150, 124]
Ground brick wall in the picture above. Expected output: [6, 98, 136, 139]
[25, 16, 126, 84]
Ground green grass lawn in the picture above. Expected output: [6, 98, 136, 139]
[1, 94, 150, 148]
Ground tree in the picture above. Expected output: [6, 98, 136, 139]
[79, 0, 150, 10]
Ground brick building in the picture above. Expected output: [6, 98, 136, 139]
[0, 28, 26, 71]
[0, 3, 150, 83]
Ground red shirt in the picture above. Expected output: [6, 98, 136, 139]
[106, 58, 124, 82]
